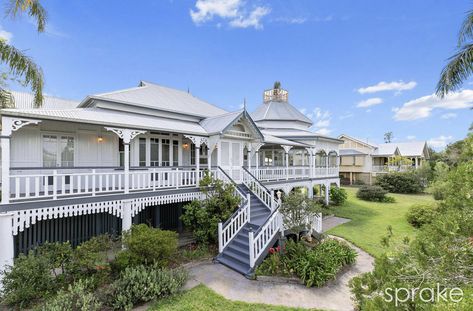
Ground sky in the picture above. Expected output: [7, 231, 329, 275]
[2, 0, 473, 149]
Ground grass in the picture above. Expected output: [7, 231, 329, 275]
[150, 284, 317, 311]
[327, 187, 433, 257]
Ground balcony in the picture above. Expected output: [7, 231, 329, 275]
[7, 167, 207, 203]
[372, 165, 413, 173]
[251, 165, 339, 182]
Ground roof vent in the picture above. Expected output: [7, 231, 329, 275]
[263, 81, 288, 103]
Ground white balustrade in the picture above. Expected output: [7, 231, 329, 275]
[249, 210, 281, 268]
[251, 165, 339, 181]
[242, 168, 277, 210]
[8, 168, 205, 202]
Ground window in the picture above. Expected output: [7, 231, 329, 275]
[139, 138, 146, 167]
[191, 144, 208, 165]
[43, 135, 74, 167]
[162, 139, 170, 166]
[150, 138, 159, 166]
[173, 140, 179, 166]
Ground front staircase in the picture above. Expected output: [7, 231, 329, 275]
[216, 184, 272, 275]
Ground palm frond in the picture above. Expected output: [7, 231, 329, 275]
[6, 0, 47, 32]
[436, 44, 473, 97]
[458, 10, 473, 46]
[0, 39, 43, 107]
[0, 87, 14, 108]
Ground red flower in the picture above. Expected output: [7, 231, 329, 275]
[269, 247, 275, 254]
[276, 246, 281, 252]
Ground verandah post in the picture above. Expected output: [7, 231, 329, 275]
[0, 212, 14, 289]
[218, 222, 223, 253]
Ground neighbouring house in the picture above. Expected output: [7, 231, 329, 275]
[338, 134, 430, 185]
[0, 82, 341, 277]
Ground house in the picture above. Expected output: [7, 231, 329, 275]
[0, 82, 341, 277]
[338, 134, 430, 185]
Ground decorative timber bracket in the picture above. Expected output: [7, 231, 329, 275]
[105, 127, 147, 143]
[1, 117, 41, 136]
[184, 135, 208, 148]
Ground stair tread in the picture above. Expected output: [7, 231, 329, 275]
[217, 255, 251, 275]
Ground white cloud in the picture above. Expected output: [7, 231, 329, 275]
[407, 135, 416, 140]
[440, 112, 457, 119]
[273, 17, 307, 24]
[229, 6, 270, 29]
[393, 90, 473, 121]
[190, 0, 270, 29]
[428, 135, 453, 149]
[309, 107, 332, 134]
[339, 113, 354, 120]
[0, 27, 13, 43]
[356, 97, 383, 108]
[315, 128, 331, 135]
[315, 119, 330, 127]
[358, 80, 417, 94]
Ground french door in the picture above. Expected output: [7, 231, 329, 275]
[219, 140, 243, 182]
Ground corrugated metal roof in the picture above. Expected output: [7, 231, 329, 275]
[1, 108, 208, 135]
[200, 110, 243, 134]
[10, 91, 79, 109]
[373, 144, 399, 156]
[396, 142, 428, 157]
[252, 100, 313, 124]
[339, 149, 367, 156]
[262, 128, 343, 142]
[85, 81, 227, 118]
[263, 133, 308, 147]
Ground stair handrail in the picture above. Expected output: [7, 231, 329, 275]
[241, 167, 278, 211]
[216, 167, 247, 203]
[248, 208, 281, 268]
[216, 167, 250, 253]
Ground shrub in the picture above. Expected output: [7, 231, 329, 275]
[110, 265, 187, 310]
[375, 172, 424, 194]
[181, 172, 240, 244]
[406, 203, 439, 228]
[257, 239, 357, 287]
[114, 224, 178, 271]
[329, 187, 347, 206]
[279, 192, 322, 238]
[0, 253, 56, 308]
[356, 185, 393, 202]
[36, 279, 101, 311]
[293, 239, 357, 287]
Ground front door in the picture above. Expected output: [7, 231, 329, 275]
[219, 140, 243, 182]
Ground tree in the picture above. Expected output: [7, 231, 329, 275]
[436, 8, 473, 96]
[0, 0, 47, 108]
[273, 81, 281, 89]
[279, 192, 322, 240]
[383, 131, 393, 143]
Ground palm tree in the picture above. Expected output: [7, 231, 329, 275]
[436, 9, 473, 97]
[0, 0, 47, 108]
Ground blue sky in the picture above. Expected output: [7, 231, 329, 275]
[2, 0, 473, 149]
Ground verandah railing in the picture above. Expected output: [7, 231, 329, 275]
[216, 167, 250, 253]
[8, 167, 206, 202]
[251, 166, 339, 181]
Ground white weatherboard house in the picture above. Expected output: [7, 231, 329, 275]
[0, 82, 341, 277]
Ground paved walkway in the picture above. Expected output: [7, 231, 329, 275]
[184, 238, 373, 311]
[322, 216, 351, 232]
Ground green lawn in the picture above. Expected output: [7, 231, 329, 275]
[150, 284, 317, 311]
[327, 187, 433, 257]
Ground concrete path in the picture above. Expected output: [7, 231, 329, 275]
[322, 216, 351, 232]
[184, 238, 373, 311]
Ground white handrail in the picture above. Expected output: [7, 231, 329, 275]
[250, 166, 338, 181]
[249, 210, 281, 268]
[242, 168, 277, 211]
[218, 194, 250, 253]
[8, 168, 205, 201]
[217, 167, 250, 253]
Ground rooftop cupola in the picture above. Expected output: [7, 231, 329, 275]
[263, 81, 289, 103]
[251, 82, 313, 130]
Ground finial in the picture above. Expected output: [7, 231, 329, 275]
[187, 86, 190, 94]
[243, 98, 247, 110]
